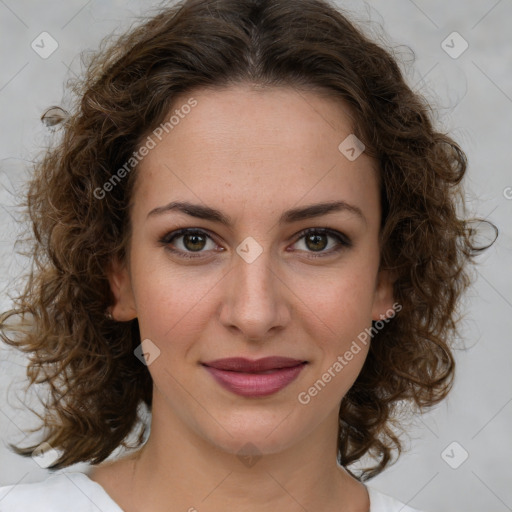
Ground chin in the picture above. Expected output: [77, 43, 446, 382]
[195, 409, 307, 458]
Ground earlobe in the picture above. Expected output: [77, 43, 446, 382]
[106, 255, 137, 321]
[371, 268, 396, 321]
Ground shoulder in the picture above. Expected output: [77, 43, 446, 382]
[0, 471, 123, 512]
[367, 485, 426, 512]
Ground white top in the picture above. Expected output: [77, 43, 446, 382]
[0, 471, 424, 511]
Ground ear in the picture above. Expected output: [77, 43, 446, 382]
[371, 268, 396, 321]
[107, 255, 137, 321]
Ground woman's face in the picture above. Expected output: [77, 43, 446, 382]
[109, 84, 394, 457]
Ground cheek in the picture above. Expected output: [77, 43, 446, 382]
[305, 274, 375, 399]
[296, 261, 378, 348]
[130, 251, 221, 351]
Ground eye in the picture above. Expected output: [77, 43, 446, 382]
[290, 228, 352, 258]
[159, 227, 351, 260]
[159, 228, 220, 260]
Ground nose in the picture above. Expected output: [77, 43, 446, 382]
[218, 246, 290, 342]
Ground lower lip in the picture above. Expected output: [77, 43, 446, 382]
[203, 364, 306, 397]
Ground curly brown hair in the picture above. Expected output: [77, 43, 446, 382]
[0, 0, 496, 481]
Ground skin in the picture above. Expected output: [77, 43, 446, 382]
[88, 84, 395, 512]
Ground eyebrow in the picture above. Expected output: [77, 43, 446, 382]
[147, 199, 366, 226]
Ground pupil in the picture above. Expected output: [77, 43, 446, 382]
[307, 233, 327, 251]
[185, 234, 205, 251]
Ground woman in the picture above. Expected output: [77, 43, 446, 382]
[0, 0, 494, 510]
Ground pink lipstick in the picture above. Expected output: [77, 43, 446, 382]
[202, 357, 307, 397]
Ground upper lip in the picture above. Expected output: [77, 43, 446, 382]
[202, 357, 307, 373]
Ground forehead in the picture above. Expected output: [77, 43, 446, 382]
[132, 84, 379, 225]
[157, 84, 357, 160]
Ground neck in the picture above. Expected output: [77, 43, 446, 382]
[92, 388, 369, 512]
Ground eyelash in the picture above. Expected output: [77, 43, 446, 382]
[159, 227, 352, 260]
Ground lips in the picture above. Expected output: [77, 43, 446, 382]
[202, 357, 307, 397]
[203, 357, 305, 373]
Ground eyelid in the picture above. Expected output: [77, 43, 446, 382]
[292, 227, 352, 248]
[160, 228, 219, 244]
[159, 226, 352, 259]
[159, 228, 221, 259]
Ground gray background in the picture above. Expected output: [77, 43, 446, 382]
[0, 1, 511, 511]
